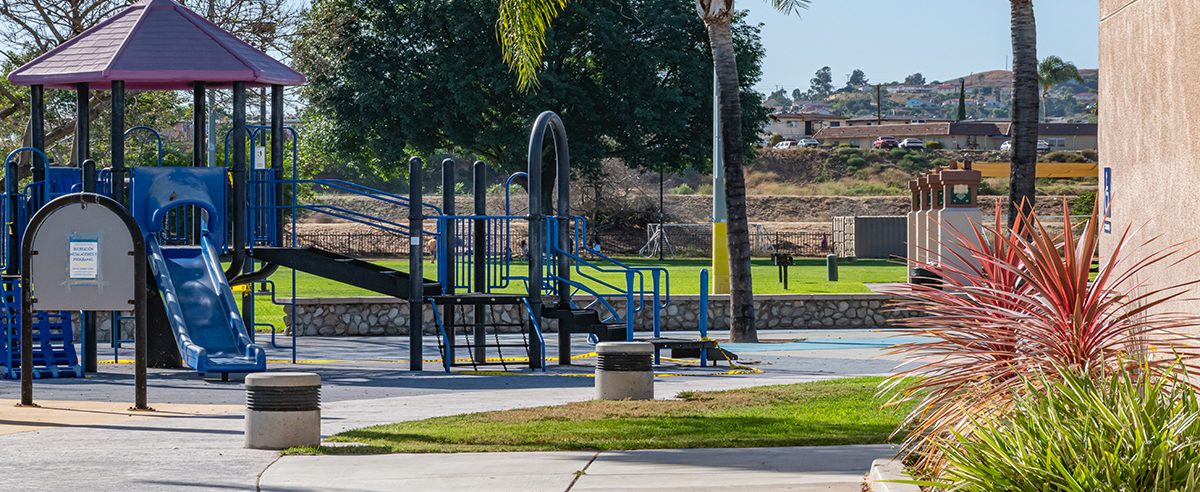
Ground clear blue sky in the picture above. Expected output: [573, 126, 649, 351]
[743, 0, 1099, 93]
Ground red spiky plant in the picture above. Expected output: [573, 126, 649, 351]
[883, 198, 1200, 478]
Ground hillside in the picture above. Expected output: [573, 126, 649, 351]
[954, 69, 1098, 90]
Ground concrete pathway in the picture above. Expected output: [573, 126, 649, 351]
[0, 329, 907, 491]
[259, 445, 891, 492]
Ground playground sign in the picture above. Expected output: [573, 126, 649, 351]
[21, 192, 149, 409]
[29, 199, 138, 311]
[68, 239, 99, 280]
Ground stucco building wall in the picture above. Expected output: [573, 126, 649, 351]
[1099, 0, 1200, 335]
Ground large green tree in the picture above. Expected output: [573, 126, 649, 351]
[294, 0, 767, 185]
[495, 0, 811, 342]
[1008, 0, 1039, 227]
[809, 66, 833, 99]
[845, 68, 868, 89]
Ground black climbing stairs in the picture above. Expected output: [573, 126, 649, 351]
[247, 247, 440, 298]
[543, 304, 724, 365]
[543, 304, 625, 365]
[431, 294, 539, 371]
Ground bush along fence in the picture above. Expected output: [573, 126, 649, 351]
[281, 293, 915, 336]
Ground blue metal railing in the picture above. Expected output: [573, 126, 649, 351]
[540, 215, 673, 340]
[521, 297, 546, 371]
[435, 214, 524, 294]
[428, 298, 451, 372]
[245, 125, 296, 247]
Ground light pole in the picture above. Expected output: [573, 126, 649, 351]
[711, 68, 729, 294]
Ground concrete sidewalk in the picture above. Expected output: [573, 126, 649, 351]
[259, 445, 890, 492]
[0, 330, 906, 490]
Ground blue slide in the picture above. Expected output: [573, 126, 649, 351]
[131, 166, 265, 375]
[146, 235, 265, 374]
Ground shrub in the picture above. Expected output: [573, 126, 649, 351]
[845, 157, 867, 169]
[843, 183, 902, 196]
[1080, 149, 1099, 161]
[939, 367, 1200, 491]
[1071, 191, 1096, 216]
[897, 155, 928, 172]
[695, 183, 713, 195]
[669, 183, 695, 195]
[767, 134, 783, 146]
[1043, 151, 1088, 163]
[835, 147, 861, 157]
[923, 141, 943, 150]
[977, 179, 1006, 196]
[889, 148, 908, 159]
[883, 200, 1200, 476]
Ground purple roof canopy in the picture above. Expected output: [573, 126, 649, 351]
[8, 0, 305, 91]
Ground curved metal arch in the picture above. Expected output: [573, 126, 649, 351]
[525, 111, 572, 351]
[123, 126, 163, 167]
[4, 147, 51, 169]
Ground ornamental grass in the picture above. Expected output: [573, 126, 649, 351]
[882, 199, 1200, 477]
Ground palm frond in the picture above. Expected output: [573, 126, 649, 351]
[763, 0, 811, 16]
[496, 0, 570, 91]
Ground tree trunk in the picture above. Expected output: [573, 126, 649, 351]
[1008, 0, 1038, 228]
[705, 18, 756, 343]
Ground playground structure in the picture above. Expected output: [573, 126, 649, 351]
[0, 0, 714, 380]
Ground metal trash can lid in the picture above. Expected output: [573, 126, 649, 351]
[595, 342, 654, 355]
[245, 372, 321, 388]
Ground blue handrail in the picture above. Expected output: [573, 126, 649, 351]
[520, 297, 546, 371]
[428, 298, 451, 372]
[548, 273, 623, 324]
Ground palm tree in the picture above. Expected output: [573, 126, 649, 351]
[497, 0, 810, 343]
[1037, 56, 1083, 122]
[1008, 0, 1039, 228]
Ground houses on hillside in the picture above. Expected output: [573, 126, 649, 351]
[809, 122, 1097, 151]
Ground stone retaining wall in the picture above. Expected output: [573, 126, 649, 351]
[282, 294, 912, 337]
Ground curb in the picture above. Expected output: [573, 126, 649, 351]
[867, 459, 922, 492]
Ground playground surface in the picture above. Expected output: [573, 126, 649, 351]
[0, 329, 907, 491]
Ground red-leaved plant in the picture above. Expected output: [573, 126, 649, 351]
[882, 199, 1200, 477]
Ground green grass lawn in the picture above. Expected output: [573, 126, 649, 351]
[241, 257, 906, 331]
[287, 377, 910, 455]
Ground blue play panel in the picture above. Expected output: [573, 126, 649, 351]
[722, 336, 936, 352]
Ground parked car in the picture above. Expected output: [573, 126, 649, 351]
[898, 138, 925, 149]
[774, 140, 798, 149]
[797, 138, 820, 148]
[873, 136, 899, 149]
[1000, 140, 1053, 152]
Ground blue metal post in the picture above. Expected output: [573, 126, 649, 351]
[5, 157, 16, 276]
[699, 269, 709, 367]
[652, 269, 661, 365]
[625, 271, 635, 341]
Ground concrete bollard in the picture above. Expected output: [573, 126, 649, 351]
[595, 342, 654, 400]
[245, 372, 321, 450]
